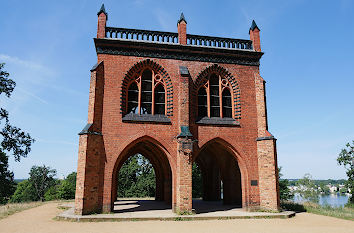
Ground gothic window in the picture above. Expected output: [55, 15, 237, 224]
[197, 88, 208, 118]
[127, 68, 166, 115]
[127, 82, 139, 114]
[222, 88, 232, 118]
[141, 69, 153, 114]
[197, 73, 233, 119]
[154, 84, 165, 115]
[209, 74, 220, 117]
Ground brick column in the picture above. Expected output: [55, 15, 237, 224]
[255, 74, 280, 211]
[175, 66, 193, 214]
[177, 13, 187, 45]
[97, 4, 107, 39]
[74, 62, 105, 215]
[249, 20, 261, 52]
[256, 138, 279, 210]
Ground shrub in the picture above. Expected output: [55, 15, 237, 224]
[9, 180, 37, 203]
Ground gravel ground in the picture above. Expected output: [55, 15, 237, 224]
[0, 202, 353, 233]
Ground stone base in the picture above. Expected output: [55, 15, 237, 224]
[58, 200, 295, 222]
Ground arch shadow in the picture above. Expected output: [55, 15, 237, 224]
[192, 137, 249, 212]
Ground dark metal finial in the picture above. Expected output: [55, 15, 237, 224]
[250, 20, 260, 31]
[177, 12, 187, 24]
[97, 3, 108, 19]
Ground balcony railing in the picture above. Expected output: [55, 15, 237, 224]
[105, 27, 253, 50]
[105, 27, 179, 44]
[187, 34, 253, 50]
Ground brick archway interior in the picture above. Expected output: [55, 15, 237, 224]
[112, 140, 172, 211]
[195, 141, 242, 206]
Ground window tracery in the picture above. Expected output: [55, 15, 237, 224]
[127, 68, 166, 115]
[197, 73, 233, 119]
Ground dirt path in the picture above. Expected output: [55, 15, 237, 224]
[0, 202, 353, 233]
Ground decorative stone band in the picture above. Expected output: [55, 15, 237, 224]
[122, 113, 171, 124]
[94, 38, 263, 66]
[78, 123, 102, 136]
[195, 117, 240, 126]
[256, 136, 276, 141]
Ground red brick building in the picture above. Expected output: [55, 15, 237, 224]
[75, 4, 280, 215]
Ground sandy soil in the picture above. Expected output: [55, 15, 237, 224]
[0, 202, 353, 233]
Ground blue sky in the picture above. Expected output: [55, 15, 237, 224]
[0, 0, 353, 179]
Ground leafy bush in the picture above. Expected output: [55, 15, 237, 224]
[44, 185, 59, 201]
[57, 172, 76, 200]
[280, 201, 306, 212]
[295, 173, 319, 203]
[278, 167, 294, 201]
[9, 180, 37, 203]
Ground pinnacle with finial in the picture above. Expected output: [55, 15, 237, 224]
[250, 20, 260, 31]
[97, 3, 108, 19]
[177, 12, 187, 24]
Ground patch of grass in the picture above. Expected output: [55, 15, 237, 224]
[174, 217, 192, 221]
[176, 210, 194, 215]
[249, 207, 281, 213]
[304, 202, 354, 221]
[281, 201, 306, 212]
[0, 202, 43, 220]
[281, 201, 354, 221]
[57, 206, 70, 211]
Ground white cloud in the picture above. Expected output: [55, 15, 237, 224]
[154, 8, 175, 32]
[0, 54, 53, 76]
[16, 87, 48, 104]
[36, 138, 77, 146]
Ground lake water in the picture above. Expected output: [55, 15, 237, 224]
[293, 193, 350, 207]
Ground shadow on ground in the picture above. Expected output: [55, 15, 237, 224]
[113, 199, 242, 214]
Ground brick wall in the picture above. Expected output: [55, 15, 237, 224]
[74, 11, 279, 214]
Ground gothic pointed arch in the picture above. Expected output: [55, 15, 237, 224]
[121, 59, 173, 116]
[194, 64, 241, 119]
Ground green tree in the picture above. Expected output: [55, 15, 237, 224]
[0, 63, 35, 162]
[118, 154, 155, 198]
[29, 165, 56, 201]
[0, 63, 35, 203]
[337, 141, 354, 203]
[192, 163, 203, 198]
[44, 185, 59, 201]
[278, 167, 294, 201]
[296, 173, 319, 203]
[57, 172, 76, 200]
[0, 151, 16, 204]
[9, 180, 37, 203]
[319, 182, 330, 195]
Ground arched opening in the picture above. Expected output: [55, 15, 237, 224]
[193, 140, 242, 213]
[112, 139, 172, 213]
